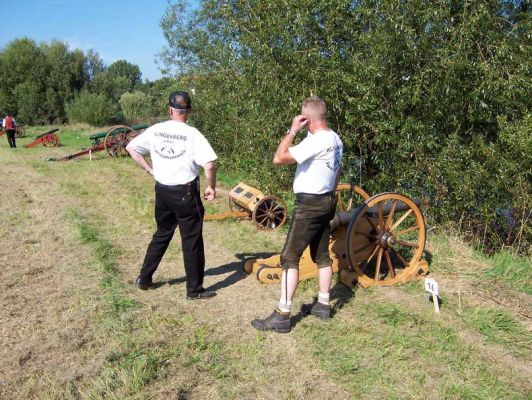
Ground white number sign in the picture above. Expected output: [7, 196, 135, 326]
[424, 278, 439, 296]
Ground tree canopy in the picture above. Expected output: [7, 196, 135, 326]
[159, 0, 531, 251]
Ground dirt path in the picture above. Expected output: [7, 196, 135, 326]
[0, 154, 104, 396]
[1, 144, 530, 399]
[0, 149, 348, 399]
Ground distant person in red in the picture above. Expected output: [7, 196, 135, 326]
[2, 114, 17, 148]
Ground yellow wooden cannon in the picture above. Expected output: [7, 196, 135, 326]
[204, 182, 288, 230]
[243, 184, 428, 288]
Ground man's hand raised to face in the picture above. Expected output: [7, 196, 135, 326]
[289, 115, 309, 135]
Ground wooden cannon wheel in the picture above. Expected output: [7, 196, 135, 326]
[42, 133, 60, 147]
[252, 195, 288, 230]
[335, 183, 370, 211]
[104, 125, 137, 157]
[345, 193, 426, 286]
[15, 125, 25, 138]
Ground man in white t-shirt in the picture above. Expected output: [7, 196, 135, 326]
[126, 91, 218, 300]
[252, 96, 343, 333]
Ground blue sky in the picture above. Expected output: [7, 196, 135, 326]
[0, 0, 193, 81]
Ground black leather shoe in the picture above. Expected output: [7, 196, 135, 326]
[301, 301, 331, 320]
[135, 277, 155, 290]
[251, 309, 291, 333]
[186, 289, 217, 300]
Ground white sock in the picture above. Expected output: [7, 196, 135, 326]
[278, 299, 293, 313]
[318, 291, 330, 305]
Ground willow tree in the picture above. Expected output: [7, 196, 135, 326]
[160, 0, 531, 251]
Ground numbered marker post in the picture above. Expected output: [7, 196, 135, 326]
[424, 277, 440, 313]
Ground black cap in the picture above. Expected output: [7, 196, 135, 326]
[168, 91, 191, 110]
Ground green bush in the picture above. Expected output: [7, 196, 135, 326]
[160, 0, 531, 253]
[66, 91, 121, 126]
[119, 91, 155, 124]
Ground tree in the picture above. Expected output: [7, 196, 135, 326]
[108, 59, 142, 91]
[84, 49, 105, 82]
[119, 91, 155, 122]
[159, 0, 531, 251]
[66, 90, 120, 126]
[0, 38, 47, 122]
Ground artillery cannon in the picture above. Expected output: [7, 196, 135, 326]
[50, 124, 147, 161]
[243, 184, 428, 288]
[0, 124, 25, 138]
[204, 182, 288, 230]
[24, 128, 60, 148]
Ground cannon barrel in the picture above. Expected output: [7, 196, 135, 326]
[35, 128, 59, 139]
[330, 198, 421, 231]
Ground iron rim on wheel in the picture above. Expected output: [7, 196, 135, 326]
[104, 125, 137, 158]
[42, 134, 60, 147]
[345, 193, 426, 286]
[252, 195, 287, 230]
[335, 183, 370, 211]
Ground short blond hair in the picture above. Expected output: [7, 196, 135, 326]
[301, 96, 327, 121]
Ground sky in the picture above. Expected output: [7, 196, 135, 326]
[0, 0, 192, 81]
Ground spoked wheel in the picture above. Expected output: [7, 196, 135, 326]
[252, 195, 287, 230]
[104, 125, 137, 157]
[42, 134, 60, 147]
[335, 183, 370, 211]
[15, 125, 25, 138]
[345, 193, 426, 286]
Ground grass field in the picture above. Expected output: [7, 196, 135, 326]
[1, 126, 530, 399]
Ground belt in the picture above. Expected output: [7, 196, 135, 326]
[296, 191, 334, 197]
[156, 177, 199, 194]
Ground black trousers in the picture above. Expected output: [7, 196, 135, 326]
[6, 129, 16, 148]
[139, 178, 206, 295]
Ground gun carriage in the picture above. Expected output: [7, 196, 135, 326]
[0, 124, 25, 138]
[204, 182, 288, 230]
[244, 184, 428, 288]
[50, 124, 147, 161]
[24, 128, 61, 148]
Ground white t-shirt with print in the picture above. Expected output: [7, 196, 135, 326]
[128, 120, 217, 185]
[288, 129, 343, 194]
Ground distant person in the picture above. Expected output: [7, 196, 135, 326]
[3, 114, 17, 148]
[251, 96, 343, 333]
[126, 91, 218, 300]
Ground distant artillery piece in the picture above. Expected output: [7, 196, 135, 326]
[204, 182, 288, 230]
[243, 184, 429, 288]
[49, 124, 147, 161]
[24, 128, 61, 148]
[0, 123, 25, 138]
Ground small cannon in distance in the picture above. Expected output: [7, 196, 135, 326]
[243, 184, 429, 288]
[24, 128, 61, 148]
[50, 124, 147, 161]
[0, 124, 25, 138]
[204, 182, 288, 230]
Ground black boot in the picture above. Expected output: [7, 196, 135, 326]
[251, 309, 291, 333]
[301, 301, 331, 320]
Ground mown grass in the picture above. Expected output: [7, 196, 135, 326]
[295, 299, 528, 399]
[4, 126, 530, 399]
[65, 208, 139, 316]
[463, 306, 532, 356]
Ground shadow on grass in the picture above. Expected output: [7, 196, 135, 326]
[157, 252, 278, 291]
[290, 280, 358, 328]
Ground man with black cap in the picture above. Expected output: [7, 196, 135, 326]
[126, 91, 217, 299]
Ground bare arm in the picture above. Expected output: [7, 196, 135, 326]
[126, 144, 153, 175]
[203, 161, 216, 201]
[273, 115, 309, 166]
